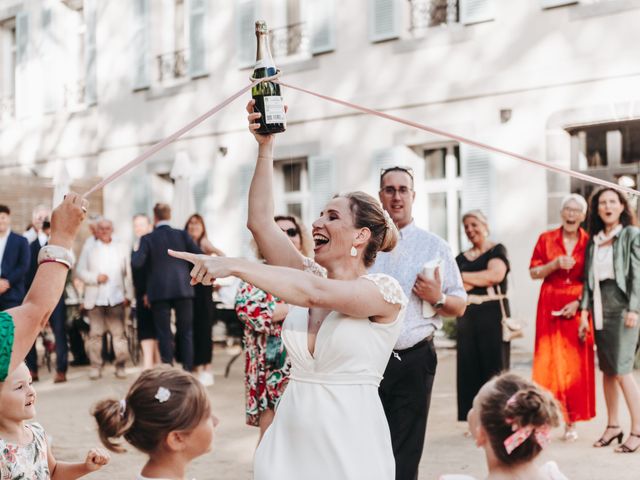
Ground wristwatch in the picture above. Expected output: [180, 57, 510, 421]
[37, 245, 76, 269]
[433, 293, 447, 310]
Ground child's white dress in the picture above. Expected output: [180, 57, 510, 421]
[0, 423, 50, 479]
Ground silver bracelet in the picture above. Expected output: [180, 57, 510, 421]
[37, 245, 76, 269]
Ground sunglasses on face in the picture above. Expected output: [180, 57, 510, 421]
[281, 227, 299, 238]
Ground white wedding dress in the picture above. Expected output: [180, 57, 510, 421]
[253, 259, 407, 480]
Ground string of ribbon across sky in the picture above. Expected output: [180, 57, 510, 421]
[84, 75, 640, 199]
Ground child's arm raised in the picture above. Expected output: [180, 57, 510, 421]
[48, 446, 110, 479]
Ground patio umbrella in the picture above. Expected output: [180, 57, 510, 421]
[170, 151, 195, 228]
[52, 160, 71, 208]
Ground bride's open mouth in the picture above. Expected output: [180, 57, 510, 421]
[313, 234, 329, 251]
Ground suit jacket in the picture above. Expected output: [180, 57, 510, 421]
[131, 225, 201, 303]
[580, 225, 640, 313]
[0, 232, 30, 305]
[76, 240, 134, 310]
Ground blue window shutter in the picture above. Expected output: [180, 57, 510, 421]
[133, 0, 150, 90]
[460, 144, 493, 220]
[368, 0, 401, 43]
[459, 0, 494, 25]
[307, 0, 336, 54]
[309, 154, 335, 221]
[15, 12, 29, 117]
[42, 8, 62, 113]
[236, 0, 257, 68]
[189, 0, 207, 78]
[84, 0, 97, 105]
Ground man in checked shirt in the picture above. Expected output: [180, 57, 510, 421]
[370, 166, 467, 480]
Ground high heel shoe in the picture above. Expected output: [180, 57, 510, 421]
[615, 433, 640, 453]
[593, 425, 624, 447]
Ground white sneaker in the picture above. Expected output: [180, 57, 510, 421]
[198, 372, 215, 387]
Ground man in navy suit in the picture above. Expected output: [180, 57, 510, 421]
[0, 205, 30, 312]
[24, 220, 69, 383]
[131, 203, 201, 371]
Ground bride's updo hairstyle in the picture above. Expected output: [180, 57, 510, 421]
[479, 373, 560, 466]
[92, 365, 211, 453]
[340, 191, 399, 267]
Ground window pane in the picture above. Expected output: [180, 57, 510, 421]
[622, 122, 640, 164]
[283, 163, 302, 192]
[428, 192, 447, 241]
[287, 203, 302, 219]
[424, 148, 446, 179]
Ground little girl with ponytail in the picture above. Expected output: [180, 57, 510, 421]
[92, 365, 218, 480]
[440, 372, 567, 480]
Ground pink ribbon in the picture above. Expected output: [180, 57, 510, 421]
[503, 424, 551, 454]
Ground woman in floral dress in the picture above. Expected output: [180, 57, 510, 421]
[235, 215, 312, 441]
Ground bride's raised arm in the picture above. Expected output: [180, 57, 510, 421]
[245, 100, 306, 270]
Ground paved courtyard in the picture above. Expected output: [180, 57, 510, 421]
[34, 346, 640, 479]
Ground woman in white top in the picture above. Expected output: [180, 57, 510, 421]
[169, 101, 407, 480]
[440, 372, 568, 480]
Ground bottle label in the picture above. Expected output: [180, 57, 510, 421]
[263, 96, 286, 124]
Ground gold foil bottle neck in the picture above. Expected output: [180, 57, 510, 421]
[255, 20, 268, 34]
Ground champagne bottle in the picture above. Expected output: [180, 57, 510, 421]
[252, 20, 286, 135]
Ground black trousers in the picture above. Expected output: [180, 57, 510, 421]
[25, 298, 68, 374]
[456, 301, 510, 421]
[151, 298, 193, 371]
[379, 338, 437, 480]
[192, 284, 214, 367]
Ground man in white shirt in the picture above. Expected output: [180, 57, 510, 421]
[370, 167, 467, 480]
[76, 218, 133, 379]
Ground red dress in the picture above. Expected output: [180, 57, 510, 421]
[530, 227, 595, 423]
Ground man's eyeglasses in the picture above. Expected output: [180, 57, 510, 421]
[281, 227, 299, 238]
[379, 166, 414, 181]
[380, 186, 413, 197]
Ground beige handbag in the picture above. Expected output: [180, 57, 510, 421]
[496, 285, 524, 342]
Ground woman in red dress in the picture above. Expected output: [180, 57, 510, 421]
[530, 194, 595, 441]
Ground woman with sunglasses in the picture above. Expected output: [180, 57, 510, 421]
[234, 214, 311, 443]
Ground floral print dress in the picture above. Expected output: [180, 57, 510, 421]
[1, 423, 50, 479]
[235, 282, 291, 427]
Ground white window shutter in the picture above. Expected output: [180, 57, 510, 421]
[368, 0, 401, 43]
[133, 0, 150, 90]
[459, 0, 494, 25]
[309, 154, 336, 220]
[239, 164, 254, 255]
[460, 144, 493, 219]
[236, 0, 257, 68]
[307, 0, 336, 54]
[84, 0, 97, 105]
[42, 8, 61, 113]
[540, 0, 577, 8]
[193, 174, 210, 213]
[189, 0, 207, 78]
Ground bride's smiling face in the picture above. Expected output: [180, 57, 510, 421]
[312, 197, 358, 267]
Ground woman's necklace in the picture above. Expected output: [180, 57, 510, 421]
[467, 243, 490, 259]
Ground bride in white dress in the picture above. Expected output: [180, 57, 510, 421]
[169, 101, 407, 480]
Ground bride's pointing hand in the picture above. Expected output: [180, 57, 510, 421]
[168, 250, 234, 286]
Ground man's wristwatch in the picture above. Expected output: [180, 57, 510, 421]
[37, 245, 76, 269]
[433, 293, 447, 310]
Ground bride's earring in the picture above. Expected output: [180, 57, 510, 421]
[350, 246, 357, 257]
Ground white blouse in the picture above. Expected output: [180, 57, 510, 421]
[594, 244, 615, 281]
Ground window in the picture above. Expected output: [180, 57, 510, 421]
[275, 158, 310, 223]
[0, 18, 16, 122]
[421, 145, 463, 251]
[408, 0, 459, 36]
[570, 121, 640, 170]
[61, 2, 87, 110]
[157, 0, 188, 84]
[270, 0, 309, 60]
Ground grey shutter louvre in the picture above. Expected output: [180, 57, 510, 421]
[540, 0, 577, 8]
[368, 0, 401, 43]
[193, 174, 209, 213]
[459, 0, 494, 25]
[460, 144, 493, 219]
[133, 0, 150, 90]
[239, 164, 254, 255]
[189, 0, 207, 77]
[42, 8, 61, 113]
[309, 154, 335, 221]
[84, 0, 97, 105]
[15, 12, 28, 117]
[308, 0, 336, 54]
[236, 0, 257, 68]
